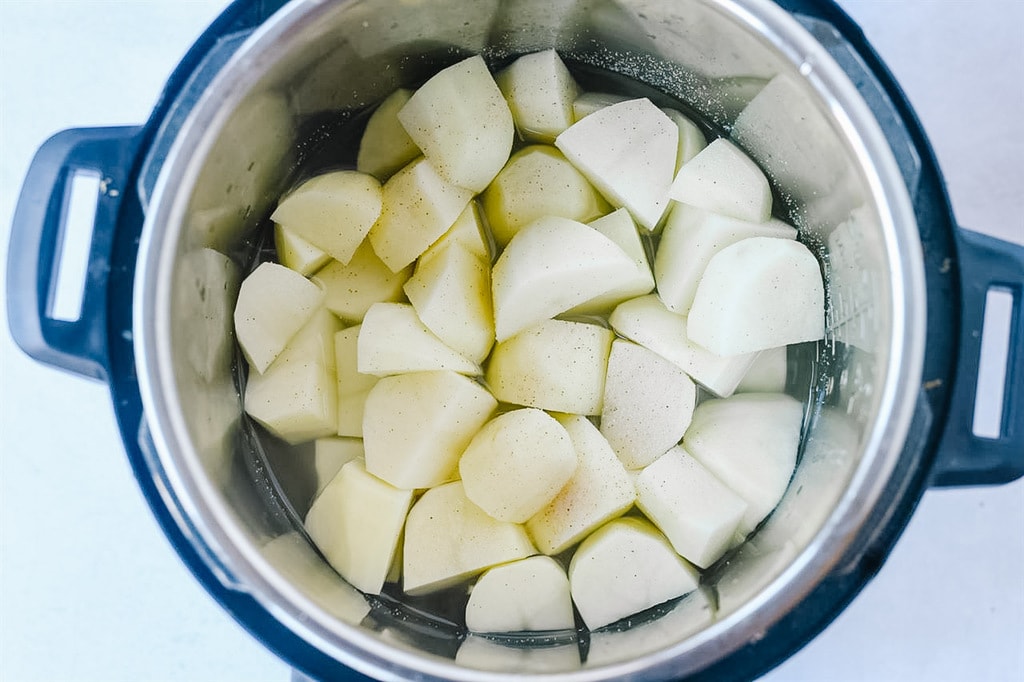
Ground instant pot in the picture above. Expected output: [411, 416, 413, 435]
[7, 0, 1022, 680]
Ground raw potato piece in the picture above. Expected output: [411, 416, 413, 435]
[368, 157, 474, 272]
[397, 55, 514, 192]
[496, 49, 580, 143]
[635, 446, 748, 568]
[662, 108, 708, 171]
[244, 308, 340, 444]
[683, 393, 802, 533]
[609, 295, 757, 397]
[312, 437, 364, 497]
[491, 216, 639, 342]
[363, 371, 497, 489]
[735, 346, 788, 394]
[568, 517, 699, 631]
[654, 202, 797, 316]
[357, 302, 480, 377]
[459, 409, 577, 523]
[357, 88, 420, 180]
[305, 459, 412, 595]
[689, 236, 825, 355]
[568, 208, 655, 315]
[572, 91, 629, 120]
[274, 225, 329, 276]
[403, 481, 535, 595]
[418, 201, 491, 267]
[481, 145, 609, 247]
[270, 170, 383, 265]
[601, 339, 697, 469]
[668, 138, 772, 223]
[486, 319, 614, 415]
[555, 98, 677, 231]
[334, 326, 378, 437]
[234, 262, 323, 374]
[527, 415, 635, 555]
[465, 555, 575, 633]
[403, 244, 495, 364]
[312, 240, 411, 323]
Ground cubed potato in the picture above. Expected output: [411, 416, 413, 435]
[486, 319, 614, 415]
[688, 236, 825, 355]
[526, 414, 635, 555]
[683, 393, 802, 534]
[555, 98, 677, 232]
[274, 224, 330, 276]
[459, 408, 577, 523]
[403, 481, 535, 595]
[635, 446, 747, 568]
[495, 49, 580, 143]
[270, 170, 383, 265]
[305, 459, 412, 595]
[357, 88, 420, 180]
[654, 202, 796, 316]
[333, 325, 378, 437]
[668, 138, 772, 223]
[568, 517, 699, 631]
[368, 157, 474, 272]
[491, 216, 638, 342]
[735, 345, 788, 394]
[465, 555, 575, 633]
[403, 244, 495, 364]
[397, 55, 514, 192]
[357, 302, 480, 377]
[418, 201, 491, 267]
[662, 108, 707, 171]
[234, 261, 323, 374]
[608, 295, 756, 397]
[363, 371, 496, 489]
[312, 240, 411, 323]
[567, 208, 655, 315]
[312, 437, 364, 498]
[600, 339, 696, 469]
[571, 91, 629, 121]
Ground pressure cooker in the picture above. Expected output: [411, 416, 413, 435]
[6, 0, 1022, 680]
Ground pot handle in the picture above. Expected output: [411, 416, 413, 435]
[6, 126, 142, 382]
[930, 228, 1024, 487]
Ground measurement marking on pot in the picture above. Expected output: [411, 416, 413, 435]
[50, 170, 101, 322]
[972, 287, 1014, 439]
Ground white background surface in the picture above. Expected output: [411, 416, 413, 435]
[1, 1, 1021, 680]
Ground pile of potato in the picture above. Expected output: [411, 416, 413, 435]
[233, 50, 824, 634]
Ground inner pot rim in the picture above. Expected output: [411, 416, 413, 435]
[133, 0, 927, 679]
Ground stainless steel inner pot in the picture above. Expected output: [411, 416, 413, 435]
[132, 0, 925, 678]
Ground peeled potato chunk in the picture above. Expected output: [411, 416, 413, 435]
[491, 216, 638, 342]
[527, 414, 635, 556]
[305, 459, 412, 595]
[357, 302, 480, 377]
[368, 157, 474, 272]
[600, 339, 697, 470]
[688, 236, 825, 355]
[312, 240, 411, 324]
[654, 202, 797, 316]
[567, 208, 655, 315]
[662, 108, 708, 171]
[418, 201, 491, 267]
[735, 345, 788, 394]
[397, 55, 514, 192]
[568, 517, 699, 631]
[571, 91, 629, 121]
[357, 88, 420, 180]
[683, 393, 802, 534]
[668, 138, 772, 223]
[635, 446, 748, 568]
[459, 408, 577, 523]
[481, 145, 609, 247]
[486, 319, 614, 415]
[363, 371, 496, 489]
[555, 98, 677, 232]
[403, 481, 535, 596]
[234, 261, 323, 374]
[496, 49, 580, 143]
[270, 170, 383, 266]
[334, 326, 378, 437]
[312, 437, 364, 498]
[403, 244, 495, 364]
[274, 225, 330, 276]
[465, 555, 575, 633]
[609, 295, 756, 397]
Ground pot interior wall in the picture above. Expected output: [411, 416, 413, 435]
[158, 0, 902, 676]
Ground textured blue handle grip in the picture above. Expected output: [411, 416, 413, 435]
[930, 228, 1024, 486]
[6, 126, 142, 381]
